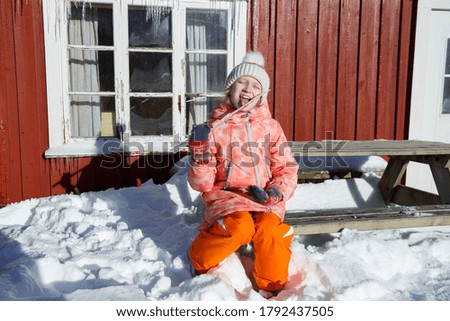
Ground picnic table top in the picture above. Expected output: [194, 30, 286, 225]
[288, 140, 450, 157]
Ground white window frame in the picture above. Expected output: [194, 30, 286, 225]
[42, 0, 247, 157]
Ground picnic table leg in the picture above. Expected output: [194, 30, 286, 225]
[379, 155, 449, 206]
[378, 157, 408, 204]
[430, 164, 450, 204]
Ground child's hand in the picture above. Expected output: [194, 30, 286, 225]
[247, 185, 268, 203]
[248, 185, 283, 205]
[190, 123, 211, 141]
[188, 124, 211, 163]
[266, 187, 283, 204]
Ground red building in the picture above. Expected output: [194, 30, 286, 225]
[1, 0, 449, 206]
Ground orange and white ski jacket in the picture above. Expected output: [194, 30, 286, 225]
[188, 101, 299, 229]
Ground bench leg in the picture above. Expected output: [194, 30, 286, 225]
[430, 165, 450, 204]
[379, 155, 450, 206]
[378, 157, 408, 204]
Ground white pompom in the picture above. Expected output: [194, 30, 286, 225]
[242, 51, 265, 68]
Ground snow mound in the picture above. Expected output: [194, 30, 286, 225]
[1, 157, 449, 300]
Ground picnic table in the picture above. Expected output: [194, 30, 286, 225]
[286, 140, 450, 234]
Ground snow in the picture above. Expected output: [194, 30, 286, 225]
[1, 156, 449, 301]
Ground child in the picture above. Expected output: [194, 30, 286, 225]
[187, 51, 299, 296]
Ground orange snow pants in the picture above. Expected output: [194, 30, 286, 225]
[189, 211, 294, 292]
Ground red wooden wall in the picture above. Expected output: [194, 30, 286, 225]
[0, 0, 416, 206]
[1, 1, 51, 205]
[248, 0, 416, 141]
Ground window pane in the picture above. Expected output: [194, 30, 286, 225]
[129, 6, 172, 48]
[130, 97, 172, 135]
[186, 9, 227, 50]
[186, 53, 227, 93]
[186, 96, 222, 132]
[68, 3, 113, 46]
[69, 49, 114, 92]
[443, 78, 450, 114]
[70, 95, 116, 138]
[443, 39, 450, 114]
[129, 52, 172, 92]
[446, 39, 450, 74]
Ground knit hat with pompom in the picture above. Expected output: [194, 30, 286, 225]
[224, 51, 270, 105]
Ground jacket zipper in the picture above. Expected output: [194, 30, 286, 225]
[223, 161, 233, 190]
[245, 112, 262, 187]
[264, 157, 272, 180]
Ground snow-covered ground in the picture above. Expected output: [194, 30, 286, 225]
[0, 156, 449, 301]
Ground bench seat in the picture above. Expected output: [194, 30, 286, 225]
[284, 204, 450, 235]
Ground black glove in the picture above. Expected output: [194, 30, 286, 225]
[188, 124, 211, 163]
[266, 187, 283, 204]
[247, 185, 269, 203]
[248, 185, 283, 205]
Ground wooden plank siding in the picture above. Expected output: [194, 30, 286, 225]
[294, 0, 319, 141]
[376, 0, 402, 139]
[316, 0, 340, 140]
[336, 0, 360, 139]
[247, 0, 278, 115]
[15, 2, 51, 201]
[248, 0, 416, 141]
[357, 0, 382, 140]
[396, 0, 415, 140]
[274, 0, 297, 137]
[0, 0, 417, 206]
[0, 0, 19, 205]
[0, 0, 51, 204]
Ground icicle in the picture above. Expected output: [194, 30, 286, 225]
[234, 0, 245, 34]
[81, 0, 88, 21]
[143, 0, 175, 36]
[14, 0, 20, 15]
[17, 0, 45, 9]
[65, 0, 87, 20]
[65, 0, 73, 20]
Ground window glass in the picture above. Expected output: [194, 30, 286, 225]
[129, 7, 172, 48]
[67, 3, 115, 138]
[443, 39, 450, 114]
[186, 53, 227, 93]
[70, 95, 116, 138]
[68, 4, 113, 46]
[446, 38, 450, 74]
[185, 9, 228, 129]
[186, 96, 221, 132]
[443, 78, 450, 114]
[130, 97, 172, 135]
[127, 6, 174, 137]
[69, 49, 114, 92]
[186, 9, 227, 50]
[129, 52, 172, 92]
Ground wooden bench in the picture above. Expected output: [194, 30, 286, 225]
[287, 140, 450, 234]
[284, 205, 450, 235]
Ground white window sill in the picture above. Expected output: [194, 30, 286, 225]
[44, 139, 188, 158]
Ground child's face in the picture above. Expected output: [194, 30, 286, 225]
[229, 76, 262, 109]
